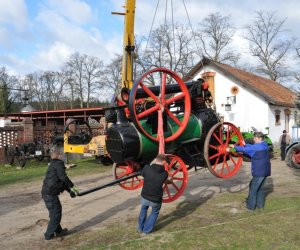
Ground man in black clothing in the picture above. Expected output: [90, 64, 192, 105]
[41, 147, 79, 240]
[137, 154, 168, 235]
[279, 130, 291, 161]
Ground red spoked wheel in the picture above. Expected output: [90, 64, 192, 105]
[113, 161, 144, 190]
[204, 122, 244, 178]
[286, 144, 300, 169]
[128, 68, 191, 142]
[162, 154, 188, 203]
[292, 150, 300, 164]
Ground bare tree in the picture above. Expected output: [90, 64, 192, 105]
[136, 23, 198, 79]
[102, 55, 122, 101]
[294, 41, 300, 83]
[84, 56, 104, 107]
[65, 53, 104, 108]
[61, 69, 76, 109]
[41, 71, 57, 110]
[65, 53, 85, 108]
[23, 72, 48, 110]
[244, 11, 292, 82]
[197, 12, 240, 64]
[46, 71, 66, 110]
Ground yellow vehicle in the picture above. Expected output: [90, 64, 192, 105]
[63, 0, 136, 165]
[63, 117, 112, 165]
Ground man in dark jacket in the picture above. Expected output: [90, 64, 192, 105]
[137, 154, 168, 235]
[279, 130, 291, 161]
[231, 131, 271, 211]
[41, 147, 79, 240]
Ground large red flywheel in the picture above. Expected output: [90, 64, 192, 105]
[128, 67, 191, 142]
[127, 67, 190, 201]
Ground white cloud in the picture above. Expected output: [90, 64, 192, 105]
[0, 0, 30, 49]
[42, 0, 93, 24]
[0, 0, 28, 31]
[1, 42, 72, 75]
[33, 1, 121, 67]
[0, 54, 28, 76]
[31, 41, 73, 71]
[0, 28, 10, 47]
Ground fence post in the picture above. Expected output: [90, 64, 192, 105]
[22, 118, 34, 143]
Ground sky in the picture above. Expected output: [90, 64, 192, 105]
[1, 0, 300, 77]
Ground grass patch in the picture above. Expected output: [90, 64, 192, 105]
[0, 157, 111, 188]
[56, 192, 300, 250]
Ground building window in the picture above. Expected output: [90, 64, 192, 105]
[275, 110, 281, 125]
[284, 109, 291, 132]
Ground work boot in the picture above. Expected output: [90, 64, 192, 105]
[44, 233, 54, 240]
[55, 228, 68, 237]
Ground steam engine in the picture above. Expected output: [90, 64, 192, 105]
[105, 78, 220, 169]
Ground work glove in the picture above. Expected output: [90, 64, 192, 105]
[226, 144, 236, 153]
[70, 185, 79, 198]
[165, 177, 173, 184]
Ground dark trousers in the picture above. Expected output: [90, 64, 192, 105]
[42, 194, 63, 240]
[280, 144, 287, 160]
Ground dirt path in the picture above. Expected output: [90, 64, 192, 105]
[0, 158, 299, 249]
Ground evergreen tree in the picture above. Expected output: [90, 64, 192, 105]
[0, 84, 9, 113]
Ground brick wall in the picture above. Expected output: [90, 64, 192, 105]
[0, 124, 24, 163]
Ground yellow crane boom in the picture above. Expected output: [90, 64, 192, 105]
[112, 0, 136, 90]
[63, 1, 137, 164]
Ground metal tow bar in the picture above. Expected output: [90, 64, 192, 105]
[77, 171, 142, 197]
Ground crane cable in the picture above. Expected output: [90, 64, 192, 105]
[171, 0, 177, 71]
[182, 0, 207, 82]
[143, 0, 204, 72]
[143, 0, 160, 61]
[163, 0, 168, 69]
[144, 0, 178, 70]
[182, 0, 202, 60]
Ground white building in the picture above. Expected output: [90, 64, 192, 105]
[184, 58, 297, 144]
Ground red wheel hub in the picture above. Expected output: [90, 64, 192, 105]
[113, 161, 143, 190]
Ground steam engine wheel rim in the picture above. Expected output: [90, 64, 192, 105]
[292, 150, 300, 164]
[204, 122, 243, 178]
[16, 151, 26, 168]
[162, 154, 188, 203]
[6, 147, 15, 165]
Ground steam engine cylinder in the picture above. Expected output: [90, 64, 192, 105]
[106, 109, 219, 164]
[105, 124, 141, 163]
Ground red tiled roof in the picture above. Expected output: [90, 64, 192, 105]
[185, 58, 297, 108]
